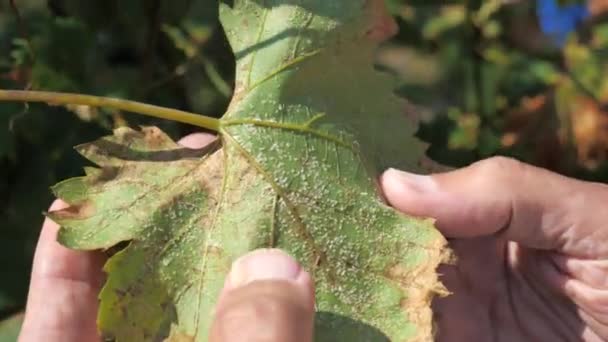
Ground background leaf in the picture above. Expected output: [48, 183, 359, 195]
[0, 314, 23, 342]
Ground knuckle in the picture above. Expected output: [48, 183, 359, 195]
[470, 156, 525, 183]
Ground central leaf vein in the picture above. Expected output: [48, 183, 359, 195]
[221, 129, 331, 275]
[221, 118, 354, 151]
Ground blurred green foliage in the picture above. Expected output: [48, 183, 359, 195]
[384, 0, 608, 176]
[0, 0, 233, 318]
[0, 0, 607, 327]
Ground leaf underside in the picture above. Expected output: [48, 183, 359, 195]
[51, 1, 447, 341]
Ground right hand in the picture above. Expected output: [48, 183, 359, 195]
[381, 157, 608, 341]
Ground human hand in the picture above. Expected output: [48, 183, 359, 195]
[18, 134, 315, 342]
[25, 136, 606, 342]
[381, 157, 608, 341]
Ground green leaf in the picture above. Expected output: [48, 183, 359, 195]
[52, 1, 447, 341]
[0, 314, 23, 342]
[422, 6, 466, 40]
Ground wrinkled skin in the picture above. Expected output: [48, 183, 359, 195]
[382, 157, 608, 341]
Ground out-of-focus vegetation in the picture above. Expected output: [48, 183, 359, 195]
[0, 0, 232, 320]
[0, 0, 606, 328]
[384, 0, 608, 175]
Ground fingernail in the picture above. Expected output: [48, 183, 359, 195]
[384, 168, 437, 193]
[229, 249, 302, 288]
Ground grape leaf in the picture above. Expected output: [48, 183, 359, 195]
[51, 0, 448, 340]
[0, 313, 23, 342]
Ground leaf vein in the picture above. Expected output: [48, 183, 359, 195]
[221, 129, 329, 274]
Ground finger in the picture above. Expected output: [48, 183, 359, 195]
[552, 255, 608, 289]
[19, 200, 106, 342]
[178, 132, 217, 149]
[561, 277, 608, 337]
[20, 132, 216, 341]
[209, 249, 315, 342]
[381, 156, 608, 257]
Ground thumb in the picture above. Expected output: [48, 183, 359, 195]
[209, 249, 315, 342]
[381, 157, 608, 258]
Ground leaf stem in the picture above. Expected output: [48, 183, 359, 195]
[0, 90, 221, 132]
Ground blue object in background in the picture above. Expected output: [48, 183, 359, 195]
[537, 0, 590, 45]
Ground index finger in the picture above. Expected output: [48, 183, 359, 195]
[19, 200, 105, 342]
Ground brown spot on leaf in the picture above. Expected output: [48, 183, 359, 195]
[205, 245, 224, 257]
[88, 167, 119, 183]
[51, 200, 95, 220]
[114, 288, 128, 299]
[142, 126, 175, 149]
[385, 237, 451, 342]
[115, 127, 144, 145]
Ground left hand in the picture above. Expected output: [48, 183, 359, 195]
[19, 133, 316, 342]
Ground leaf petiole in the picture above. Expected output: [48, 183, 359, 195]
[0, 89, 221, 132]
